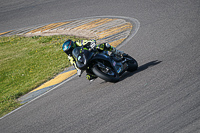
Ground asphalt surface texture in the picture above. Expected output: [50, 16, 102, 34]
[1, 0, 200, 133]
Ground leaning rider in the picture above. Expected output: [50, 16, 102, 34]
[62, 39, 123, 81]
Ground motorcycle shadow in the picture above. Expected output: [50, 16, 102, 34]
[119, 60, 162, 81]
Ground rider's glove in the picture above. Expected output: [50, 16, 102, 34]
[90, 41, 96, 50]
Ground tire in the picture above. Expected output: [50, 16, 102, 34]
[92, 65, 119, 82]
[126, 55, 138, 72]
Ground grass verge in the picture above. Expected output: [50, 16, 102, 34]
[0, 35, 85, 117]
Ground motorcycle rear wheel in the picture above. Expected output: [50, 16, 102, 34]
[92, 65, 119, 82]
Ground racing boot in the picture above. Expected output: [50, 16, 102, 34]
[86, 74, 97, 82]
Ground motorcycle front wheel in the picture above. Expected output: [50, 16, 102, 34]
[125, 55, 138, 72]
[92, 65, 119, 82]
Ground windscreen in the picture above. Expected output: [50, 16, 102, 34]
[72, 47, 82, 59]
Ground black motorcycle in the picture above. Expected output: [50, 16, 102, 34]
[72, 46, 138, 82]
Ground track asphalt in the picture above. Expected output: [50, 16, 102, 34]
[0, 0, 200, 133]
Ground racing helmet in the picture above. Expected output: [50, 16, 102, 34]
[62, 39, 75, 55]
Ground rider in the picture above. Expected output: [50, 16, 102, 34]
[62, 39, 124, 81]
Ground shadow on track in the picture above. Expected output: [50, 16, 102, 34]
[119, 60, 162, 81]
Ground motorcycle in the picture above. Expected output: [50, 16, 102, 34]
[72, 45, 138, 82]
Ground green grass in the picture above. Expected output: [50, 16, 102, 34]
[0, 35, 86, 117]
